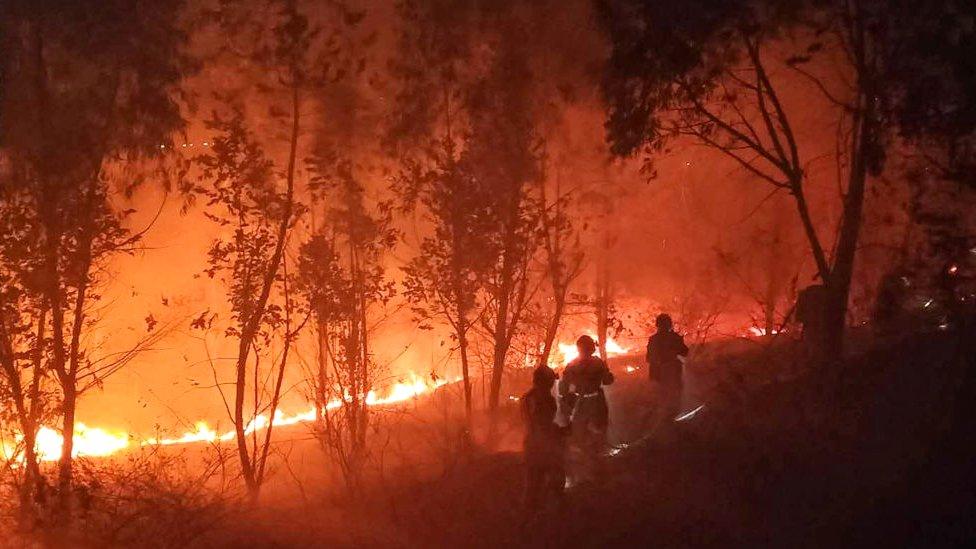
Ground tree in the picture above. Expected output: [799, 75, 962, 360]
[574, 188, 622, 362]
[388, 0, 488, 430]
[601, 0, 898, 362]
[534, 169, 586, 369]
[397, 140, 492, 430]
[0, 0, 192, 518]
[195, 110, 296, 502]
[297, 152, 397, 493]
[714, 197, 801, 337]
[390, 0, 557, 437]
[195, 0, 363, 501]
[464, 41, 545, 435]
[880, 0, 976, 189]
[0, 191, 53, 525]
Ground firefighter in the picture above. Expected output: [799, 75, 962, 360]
[522, 365, 566, 511]
[645, 314, 689, 434]
[558, 335, 614, 484]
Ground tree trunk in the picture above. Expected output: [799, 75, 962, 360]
[47, 286, 67, 506]
[20, 425, 41, 526]
[487, 183, 524, 443]
[791, 182, 831, 282]
[486, 249, 515, 438]
[457, 323, 473, 428]
[596, 263, 611, 361]
[537, 174, 576, 369]
[30, 16, 76, 519]
[449, 201, 473, 429]
[255, 322, 291, 491]
[53, 170, 96, 518]
[315, 317, 329, 420]
[233, 331, 258, 499]
[233, 82, 299, 503]
[539, 293, 566, 369]
[25, 306, 47, 501]
[823, 102, 870, 363]
[60, 229, 94, 515]
[354, 246, 370, 481]
[57, 385, 77, 504]
[0, 312, 43, 525]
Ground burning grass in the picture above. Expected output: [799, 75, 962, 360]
[1, 334, 631, 466]
[2, 326, 972, 547]
[1, 372, 460, 465]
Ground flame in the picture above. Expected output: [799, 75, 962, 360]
[1, 423, 132, 463]
[4, 372, 459, 464]
[556, 335, 629, 366]
[746, 326, 783, 337]
[365, 373, 450, 406]
[143, 421, 225, 446]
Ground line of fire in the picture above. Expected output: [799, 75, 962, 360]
[1, 0, 974, 546]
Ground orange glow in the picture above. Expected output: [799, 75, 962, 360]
[4, 372, 459, 463]
[0, 423, 132, 463]
[555, 335, 629, 366]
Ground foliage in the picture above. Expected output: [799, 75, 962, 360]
[599, 0, 885, 360]
[197, 111, 285, 342]
[193, 0, 365, 501]
[0, 0, 193, 519]
[298, 148, 397, 490]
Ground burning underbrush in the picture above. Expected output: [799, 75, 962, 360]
[1, 334, 639, 468]
[0, 334, 636, 544]
[0, 372, 460, 465]
[1, 324, 972, 547]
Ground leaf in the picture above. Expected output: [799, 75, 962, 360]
[190, 310, 212, 330]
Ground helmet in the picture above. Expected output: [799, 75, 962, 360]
[655, 313, 673, 331]
[532, 365, 558, 386]
[576, 335, 597, 354]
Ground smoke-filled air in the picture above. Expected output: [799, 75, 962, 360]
[1, 0, 974, 546]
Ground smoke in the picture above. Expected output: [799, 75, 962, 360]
[78, 0, 909, 435]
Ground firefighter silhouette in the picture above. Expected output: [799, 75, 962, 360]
[558, 335, 614, 485]
[522, 365, 566, 511]
[645, 313, 689, 434]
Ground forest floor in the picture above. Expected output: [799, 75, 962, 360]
[209, 323, 976, 548]
[11, 324, 975, 548]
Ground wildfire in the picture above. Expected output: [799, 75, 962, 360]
[3, 373, 457, 465]
[556, 335, 629, 366]
[746, 326, 784, 337]
[2, 423, 132, 463]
